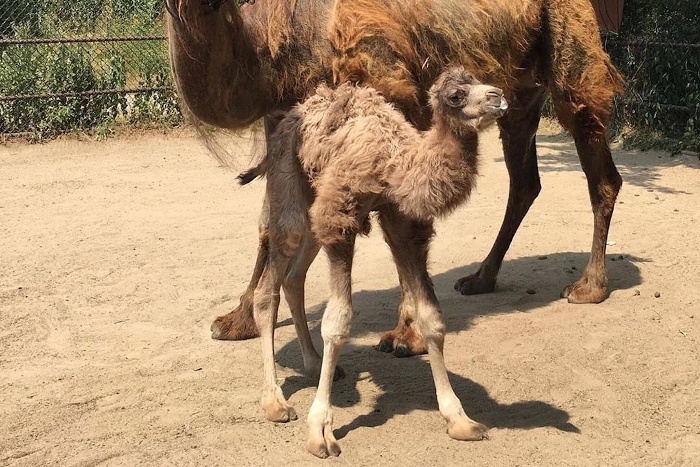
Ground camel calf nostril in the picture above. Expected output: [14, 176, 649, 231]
[486, 89, 503, 98]
[483, 89, 507, 114]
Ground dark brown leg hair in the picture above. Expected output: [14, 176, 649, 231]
[454, 85, 547, 295]
[557, 104, 622, 303]
[210, 114, 281, 340]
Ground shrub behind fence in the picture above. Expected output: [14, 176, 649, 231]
[0, 1, 698, 151]
[0, 1, 180, 137]
[604, 0, 699, 151]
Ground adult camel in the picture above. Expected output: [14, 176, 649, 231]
[167, 0, 623, 357]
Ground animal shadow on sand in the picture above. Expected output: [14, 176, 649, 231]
[533, 133, 699, 195]
[276, 252, 644, 439]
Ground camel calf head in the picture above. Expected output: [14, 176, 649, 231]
[429, 67, 508, 131]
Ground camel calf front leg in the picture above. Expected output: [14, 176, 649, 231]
[416, 292, 488, 440]
[306, 241, 355, 458]
[379, 208, 488, 441]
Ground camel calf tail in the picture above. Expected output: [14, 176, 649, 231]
[238, 161, 267, 185]
[544, 0, 624, 128]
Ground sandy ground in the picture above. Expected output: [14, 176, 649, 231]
[1, 128, 699, 466]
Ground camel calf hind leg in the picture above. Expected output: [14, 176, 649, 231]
[282, 233, 323, 377]
[282, 233, 346, 381]
[254, 246, 298, 422]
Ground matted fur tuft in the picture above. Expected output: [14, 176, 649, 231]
[264, 69, 501, 246]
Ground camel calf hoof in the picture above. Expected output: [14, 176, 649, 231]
[447, 419, 489, 441]
[306, 435, 342, 458]
[264, 404, 298, 423]
[561, 280, 608, 304]
[454, 272, 496, 296]
[210, 306, 260, 340]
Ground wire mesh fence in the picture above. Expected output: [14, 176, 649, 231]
[0, 1, 698, 149]
[601, 0, 699, 150]
[604, 37, 700, 147]
[0, 0, 180, 137]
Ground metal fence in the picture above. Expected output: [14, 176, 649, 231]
[1, 1, 698, 145]
[603, 37, 700, 141]
[0, 1, 179, 137]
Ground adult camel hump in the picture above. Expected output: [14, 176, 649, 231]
[167, 0, 623, 356]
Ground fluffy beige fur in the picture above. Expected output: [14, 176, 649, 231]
[248, 68, 504, 245]
[169, 0, 623, 354]
[243, 68, 505, 457]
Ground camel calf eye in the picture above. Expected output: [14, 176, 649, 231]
[446, 91, 464, 107]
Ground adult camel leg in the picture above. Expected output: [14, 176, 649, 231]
[211, 196, 268, 339]
[211, 114, 280, 340]
[283, 233, 323, 377]
[375, 277, 426, 357]
[376, 85, 542, 356]
[306, 239, 355, 458]
[556, 104, 622, 303]
[454, 86, 546, 296]
[379, 206, 488, 440]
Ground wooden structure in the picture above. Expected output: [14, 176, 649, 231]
[591, 0, 625, 33]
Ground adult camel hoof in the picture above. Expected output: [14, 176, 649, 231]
[454, 271, 496, 296]
[447, 419, 489, 441]
[210, 304, 259, 340]
[561, 279, 608, 304]
[375, 325, 427, 358]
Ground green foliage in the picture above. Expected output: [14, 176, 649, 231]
[0, 41, 126, 135]
[0, 1, 181, 138]
[605, 0, 700, 152]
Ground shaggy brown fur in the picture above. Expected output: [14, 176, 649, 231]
[167, 0, 624, 354]
[250, 69, 502, 457]
[249, 68, 504, 242]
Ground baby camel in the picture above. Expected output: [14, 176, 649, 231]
[246, 67, 507, 458]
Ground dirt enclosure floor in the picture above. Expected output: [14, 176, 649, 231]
[1, 128, 699, 466]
